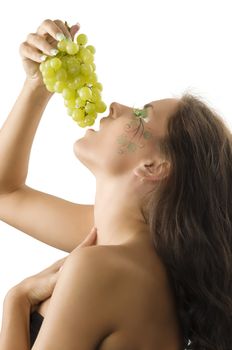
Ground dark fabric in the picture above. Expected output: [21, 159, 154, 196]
[29, 310, 44, 348]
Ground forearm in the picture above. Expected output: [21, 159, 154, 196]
[0, 79, 53, 193]
[0, 290, 31, 350]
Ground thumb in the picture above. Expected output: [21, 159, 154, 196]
[70, 23, 81, 40]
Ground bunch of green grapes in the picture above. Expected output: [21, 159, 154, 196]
[39, 32, 107, 128]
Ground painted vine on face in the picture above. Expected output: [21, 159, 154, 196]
[116, 115, 153, 155]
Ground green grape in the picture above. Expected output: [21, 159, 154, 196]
[95, 101, 107, 113]
[72, 75, 85, 89]
[91, 63, 96, 71]
[88, 111, 97, 120]
[78, 86, 92, 101]
[79, 47, 92, 62]
[85, 102, 96, 114]
[43, 77, 56, 86]
[57, 39, 69, 52]
[83, 53, 94, 64]
[80, 63, 93, 76]
[46, 83, 56, 92]
[72, 108, 86, 121]
[67, 75, 84, 89]
[50, 57, 62, 70]
[67, 61, 81, 76]
[76, 97, 86, 108]
[67, 79, 78, 90]
[67, 107, 75, 116]
[76, 119, 87, 127]
[66, 41, 79, 55]
[45, 60, 51, 69]
[93, 82, 103, 91]
[64, 98, 76, 108]
[84, 115, 95, 126]
[62, 88, 76, 100]
[43, 67, 56, 79]
[39, 61, 46, 73]
[76, 33, 88, 45]
[60, 56, 69, 69]
[90, 87, 101, 102]
[92, 87, 101, 96]
[86, 45, 96, 54]
[87, 72, 98, 84]
[56, 68, 68, 81]
[54, 81, 67, 93]
[40, 30, 107, 128]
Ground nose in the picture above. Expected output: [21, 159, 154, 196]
[109, 102, 131, 119]
[100, 102, 118, 124]
[109, 102, 117, 118]
[100, 102, 132, 128]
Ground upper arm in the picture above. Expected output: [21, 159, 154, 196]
[0, 184, 94, 252]
[32, 247, 115, 350]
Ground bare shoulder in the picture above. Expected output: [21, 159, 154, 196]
[66, 245, 134, 297]
[66, 245, 123, 285]
[32, 246, 120, 348]
[68, 246, 122, 273]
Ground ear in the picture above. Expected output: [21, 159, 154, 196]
[134, 160, 171, 183]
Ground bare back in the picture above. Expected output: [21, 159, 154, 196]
[37, 244, 184, 350]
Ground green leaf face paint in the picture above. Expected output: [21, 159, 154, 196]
[116, 106, 153, 155]
[132, 107, 151, 123]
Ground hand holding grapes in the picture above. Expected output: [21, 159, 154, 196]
[19, 19, 80, 88]
[19, 19, 107, 127]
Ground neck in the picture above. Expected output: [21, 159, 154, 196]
[93, 173, 152, 248]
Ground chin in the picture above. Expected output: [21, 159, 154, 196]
[73, 139, 81, 159]
[72, 139, 91, 169]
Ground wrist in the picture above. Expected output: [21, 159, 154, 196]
[4, 286, 31, 310]
[24, 78, 54, 98]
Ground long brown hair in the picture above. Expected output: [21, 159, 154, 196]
[143, 93, 232, 349]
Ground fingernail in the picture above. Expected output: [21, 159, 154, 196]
[56, 32, 66, 41]
[50, 49, 58, 56]
[40, 54, 47, 61]
[75, 22, 80, 26]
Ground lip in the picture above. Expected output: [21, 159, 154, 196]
[100, 116, 109, 128]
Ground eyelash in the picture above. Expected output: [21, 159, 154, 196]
[131, 107, 147, 140]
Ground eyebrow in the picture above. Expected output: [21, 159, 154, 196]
[143, 104, 154, 121]
[143, 103, 154, 110]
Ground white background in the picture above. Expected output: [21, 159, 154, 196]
[0, 0, 232, 326]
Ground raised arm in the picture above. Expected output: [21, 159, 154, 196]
[0, 19, 95, 252]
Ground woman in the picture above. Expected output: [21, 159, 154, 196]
[0, 19, 231, 350]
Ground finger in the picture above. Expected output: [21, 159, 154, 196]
[19, 41, 47, 63]
[27, 33, 58, 57]
[50, 256, 68, 271]
[37, 19, 68, 41]
[69, 24, 81, 40]
[54, 19, 73, 40]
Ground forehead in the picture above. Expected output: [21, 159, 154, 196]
[146, 98, 180, 137]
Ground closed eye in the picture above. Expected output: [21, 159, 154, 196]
[130, 107, 147, 140]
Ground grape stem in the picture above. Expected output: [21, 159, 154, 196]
[64, 21, 71, 32]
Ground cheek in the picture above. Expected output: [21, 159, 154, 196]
[94, 119, 155, 175]
[115, 118, 153, 155]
